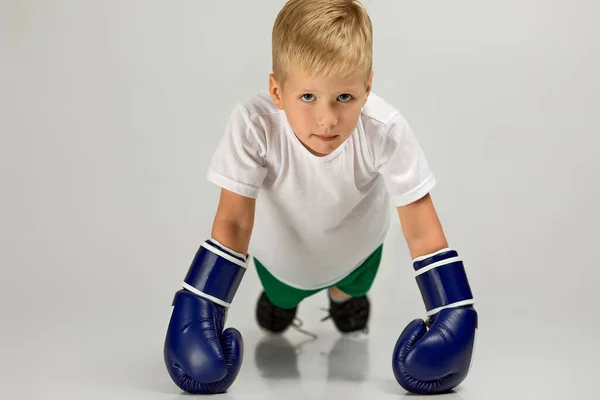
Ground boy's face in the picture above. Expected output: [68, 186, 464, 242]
[269, 67, 373, 157]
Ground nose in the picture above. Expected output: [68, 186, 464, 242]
[315, 104, 338, 128]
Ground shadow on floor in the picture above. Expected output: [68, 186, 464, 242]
[253, 332, 370, 382]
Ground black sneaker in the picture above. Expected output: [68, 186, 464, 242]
[256, 291, 297, 333]
[322, 294, 370, 333]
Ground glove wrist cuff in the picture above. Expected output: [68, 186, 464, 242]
[413, 248, 474, 316]
[182, 239, 247, 308]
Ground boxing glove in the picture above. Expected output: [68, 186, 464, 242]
[164, 238, 247, 394]
[392, 248, 478, 394]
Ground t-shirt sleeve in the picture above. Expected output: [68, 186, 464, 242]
[207, 104, 268, 198]
[375, 113, 436, 207]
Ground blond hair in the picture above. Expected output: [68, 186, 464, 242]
[272, 0, 373, 84]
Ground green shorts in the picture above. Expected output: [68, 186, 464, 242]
[253, 244, 383, 309]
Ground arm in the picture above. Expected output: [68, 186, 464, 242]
[392, 192, 477, 395]
[164, 187, 254, 394]
[211, 188, 256, 255]
[396, 193, 448, 258]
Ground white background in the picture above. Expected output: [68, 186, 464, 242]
[2, 1, 599, 399]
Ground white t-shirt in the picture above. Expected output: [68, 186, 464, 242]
[207, 91, 436, 290]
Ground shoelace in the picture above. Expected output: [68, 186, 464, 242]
[289, 316, 319, 340]
[320, 307, 334, 323]
[288, 307, 369, 340]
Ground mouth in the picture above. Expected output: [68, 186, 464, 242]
[313, 134, 338, 141]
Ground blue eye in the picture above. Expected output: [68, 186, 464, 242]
[300, 93, 353, 103]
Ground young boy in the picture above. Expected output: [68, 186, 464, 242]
[163, 0, 478, 396]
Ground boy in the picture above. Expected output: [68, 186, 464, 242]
[163, 0, 478, 396]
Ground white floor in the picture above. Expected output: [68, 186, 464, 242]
[3, 1, 599, 398]
[2, 242, 597, 400]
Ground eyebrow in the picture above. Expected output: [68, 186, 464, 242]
[294, 88, 360, 94]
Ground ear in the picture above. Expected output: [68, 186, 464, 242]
[364, 70, 374, 103]
[269, 74, 284, 110]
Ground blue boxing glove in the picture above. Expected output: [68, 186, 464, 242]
[392, 248, 478, 394]
[164, 239, 247, 394]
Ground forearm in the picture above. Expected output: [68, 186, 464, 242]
[397, 194, 449, 259]
[405, 229, 449, 259]
[211, 217, 253, 256]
